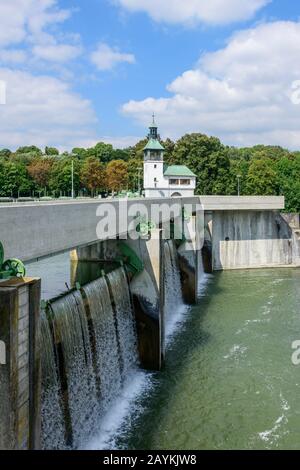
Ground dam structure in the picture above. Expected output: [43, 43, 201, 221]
[1, 195, 300, 449]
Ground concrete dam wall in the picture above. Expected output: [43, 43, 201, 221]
[211, 210, 300, 270]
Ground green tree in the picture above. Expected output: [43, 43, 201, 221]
[45, 146, 59, 156]
[0, 161, 33, 197]
[275, 154, 300, 211]
[128, 139, 148, 161]
[94, 142, 114, 163]
[162, 138, 175, 164]
[49, 158, 81, 196]
[16, 146, 42, 156]
[0, 149, 11, 159]
[172, 133, 231, 194]
[246, 158, 278, 195]
[127, 159, 143, 192]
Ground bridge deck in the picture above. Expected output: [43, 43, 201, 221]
[0, 196, 284, 262]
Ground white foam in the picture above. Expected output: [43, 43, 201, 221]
[85, 370, 152, 450]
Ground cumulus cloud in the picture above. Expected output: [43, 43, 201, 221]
[122, 21, 300, 148]
[0, 68, 97, 149]
[115, 0, 270, 26]
[0, 0, 80, 65]
[90, 43, 135, 71]
[0, 49, 28, 64]
[33, 44, 82, 63]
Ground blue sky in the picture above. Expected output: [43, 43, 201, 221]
[1, 0, 300, 150]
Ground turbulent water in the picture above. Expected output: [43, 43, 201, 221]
[107, 269, 139, 378]
[49, 291, 99, 448]
[163, 240, 186, 342]
[115, 268, 300, 450]
[82, 277, 122, 411]
[30, 248, 300, 450]
[40, 265, 140, 450]
[40, 310, 65, 450]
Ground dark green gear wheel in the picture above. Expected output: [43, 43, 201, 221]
[2, 258, 26, 278]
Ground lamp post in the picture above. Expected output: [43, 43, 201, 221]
[237, 174, 242, 197]
[137, 167, 143, 195]
[71, 159, 74, 199]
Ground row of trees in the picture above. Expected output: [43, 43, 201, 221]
[1, 134, 300, 211]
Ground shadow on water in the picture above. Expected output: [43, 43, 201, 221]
[115, 272, 225, 450]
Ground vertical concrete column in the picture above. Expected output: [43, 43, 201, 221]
[127, 229, 165, 370]
[177, 214, 198, 304]
[0, 278, 41, 450]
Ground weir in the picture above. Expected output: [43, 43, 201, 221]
[39, 267, 140, 449]
[1, 194, 299, 450]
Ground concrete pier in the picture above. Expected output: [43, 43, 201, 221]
[0, 277, 41, 450]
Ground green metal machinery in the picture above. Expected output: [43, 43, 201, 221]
[0, 242, 26, 279]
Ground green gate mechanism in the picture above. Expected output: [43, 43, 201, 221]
[117, 242, 144, 275]
[0, 242, 26, 279]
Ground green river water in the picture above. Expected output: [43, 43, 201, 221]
[116, 268, 300, 450]
[27, 255, 300, 450]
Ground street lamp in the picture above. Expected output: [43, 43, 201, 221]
[237, 174, 242, 197]
[137, 167, 143, 195]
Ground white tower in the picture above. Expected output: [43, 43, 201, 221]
[143, 115, 166, 198]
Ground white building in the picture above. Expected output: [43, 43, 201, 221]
[143, 117, 196, 198]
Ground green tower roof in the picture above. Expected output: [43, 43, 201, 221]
[143, 139, 165, 151]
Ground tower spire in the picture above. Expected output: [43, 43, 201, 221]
[149, 113, 158, 139]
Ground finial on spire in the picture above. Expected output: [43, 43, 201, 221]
[148, 113, 158, 139]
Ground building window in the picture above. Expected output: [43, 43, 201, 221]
[180, 179, 191, 185]
[170, 179, 180, 185]
[150, 151, 160, 160]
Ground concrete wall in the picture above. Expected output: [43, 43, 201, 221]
[212, 211, 293, 270]
[0, 278, 41, 450]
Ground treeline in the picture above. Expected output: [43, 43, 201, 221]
[0, 133, 300, 211]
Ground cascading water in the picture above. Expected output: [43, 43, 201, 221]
[48, 290, 99, 449]
[106, 268, 139, 378]
[163, 240, 186, 340]
[82, 277, 122, 411]
[39, 241, 205, 450]
[40, 310, 65, 450]
[41, 267, 140, 450]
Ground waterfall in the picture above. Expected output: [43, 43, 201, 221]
[41, 267, 139, 450]
[82, 277, 122, 411]
[40, 310, 65, 450]
[106, 268, 139, 378]
[163, 240, 186, 341]
[49, 291, 99, 448]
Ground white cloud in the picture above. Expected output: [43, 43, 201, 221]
[0, 0, 80, 65]
[115, 0, 270, 26]
[0, 68, 98, 149]
[90, 43, 135, 71]
[33, 44, 82, 63]
[0, 0, 70, 47]
[99, 135, 141, 148]
[0, 49, 27, 64]
[122, 21, 300, 148]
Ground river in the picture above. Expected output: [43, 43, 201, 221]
[27, 255, 300, 450]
